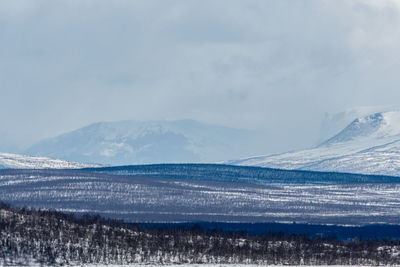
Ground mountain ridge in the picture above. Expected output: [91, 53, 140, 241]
[25, 119, 263, 165]
[230, 110, 400, 176]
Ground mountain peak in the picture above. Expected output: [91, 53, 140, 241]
[318, 111, 400, 147]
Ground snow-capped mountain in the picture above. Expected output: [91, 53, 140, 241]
[0, 152, 100, 169]
[25, 120, 262, 165]
[230, 111, 400, 176]
[317, 105, 394, 144]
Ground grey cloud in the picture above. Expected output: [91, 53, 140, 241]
[0, 0, 400, 154]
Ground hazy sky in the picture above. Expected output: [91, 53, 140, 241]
[1, 0, 400, 153]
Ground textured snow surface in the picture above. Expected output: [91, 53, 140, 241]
[231, 111, 400, 176]
[15, 264, 381, 267]
[0, 152, 100, 169]
[83, 264, 398, 267]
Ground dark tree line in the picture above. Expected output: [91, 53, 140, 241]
[1, 202, 400, 265]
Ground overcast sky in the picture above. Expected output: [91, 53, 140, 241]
[1, 0, 400, 153]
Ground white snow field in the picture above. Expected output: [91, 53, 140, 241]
[230, 111, 400, 177]
[0, 152, 101, 169]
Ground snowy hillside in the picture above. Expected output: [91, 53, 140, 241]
[25, 120, 262, 165]
[0, 152, 100, 169]
[230, 111, 400, 176]
[3, 203, 399, 266]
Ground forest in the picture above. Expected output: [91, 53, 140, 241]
[1, 202, 400, 266]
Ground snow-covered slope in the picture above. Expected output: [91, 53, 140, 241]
[25, 120, 262, 165]
[0, 152, 100, 169]
[230, 111, 400, 176]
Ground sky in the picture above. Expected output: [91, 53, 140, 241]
[1, 0, 400, 153]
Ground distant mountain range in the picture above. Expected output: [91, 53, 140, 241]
[0, 152, 100, 169]
[7, 111, 400, 176]
[230, 111, 400, 176]
[25, 119, 263, 165]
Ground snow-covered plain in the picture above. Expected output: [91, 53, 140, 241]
[230, 111, 400, 177]
[0, 152, 100, 169]
[1, 168, 400, 225]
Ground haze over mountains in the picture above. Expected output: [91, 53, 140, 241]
[25, 119, 263, 165]
[231, 110, 400, 176]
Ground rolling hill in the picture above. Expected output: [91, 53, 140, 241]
[1, 164, 400, 225]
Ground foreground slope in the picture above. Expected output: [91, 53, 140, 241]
[3, 203, 399, 266]
[0, 152, 100, 169]
[230, 111, 400, 176]
[1, 164, 400, 225]
[25, 120, 262, 165]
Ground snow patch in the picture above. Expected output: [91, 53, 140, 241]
[0, 152, 100, 169]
